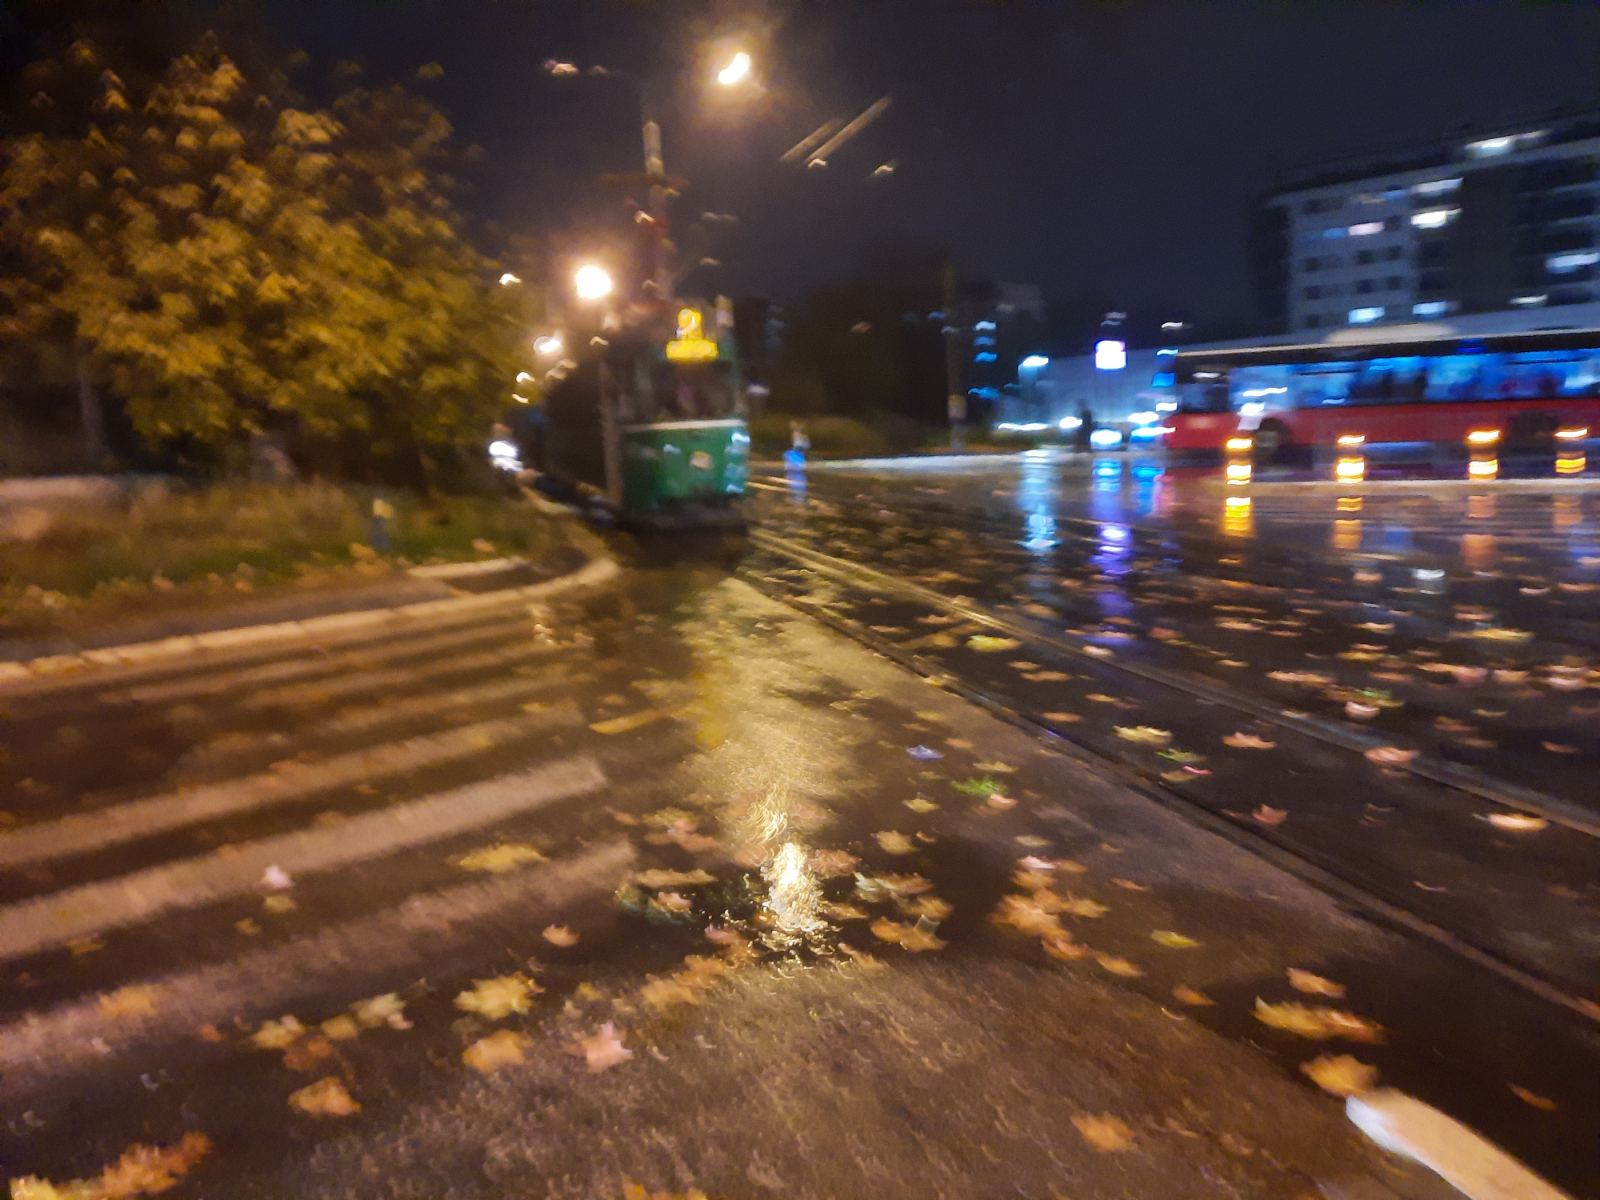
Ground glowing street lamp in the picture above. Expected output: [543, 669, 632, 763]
[573, 263, 614, 303]
[533, 333, 564, 357]
[716, 50, 753, 88]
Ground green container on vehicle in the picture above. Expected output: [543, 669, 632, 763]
[619, 419, 749, 513]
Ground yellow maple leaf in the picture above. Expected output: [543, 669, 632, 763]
[452, 842, 545, 873]
[463, 1029, 530, 1074]
[454, 974, 539, 1020]
[1301, 1054, 1378, 1097]
[1072, 1113, 1134, 1152]
[287, 1076, 359, 1117]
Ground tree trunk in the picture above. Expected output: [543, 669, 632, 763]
[76, 349, 107, 469]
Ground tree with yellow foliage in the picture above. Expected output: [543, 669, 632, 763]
[0, 36, 532, 484]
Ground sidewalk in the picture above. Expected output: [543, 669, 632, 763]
[0, 548, 617, 682]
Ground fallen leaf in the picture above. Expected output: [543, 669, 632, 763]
[1115, 725, 1172, 747]
[1151, 930, 1200, 949]
[1254, 998, 1383, 1043]
[1223, 732, 1276, 750]
[1484, 812, 1548, 833]
[352, 993, 407, 1029]
[288, 1076, 359, 1117]
[574, 1021, 632, 1072]
[634, 868, 716, 888]
[1112, 877, 1149, 892]
[992, 894, 1063, 937]
[1287, 968, 1346, 998]
[19, 1132, 214, 1200]
[453, 843, 546, 874]
[986, 793, 1017, 811]
[1095, 952, 1144, 978]
[1059, 896, 1109, 918]
[463, 1029, 531, 1074]
[1252, 805, 1288, 826]
[98, 985, 158, 1019]
[321, 1015, 359, 1042]
[589, 709, 668, 735]
[967, 635, 1020, 652]
[973, 761, 1017, 774]
[282, 1035, 335, 1072]
[870, 916, 946, 951]
[542, 925, 580, 947]
[903, 796, 939, 813]
[1042, 933, 1090, 961]
[1072, 1113, 1134, 1152]
[263, 894, 297, 915]
[1172, 984, 1215, 1007]
[251, 1015, 306, 1050]
[875, 830, 916, 855]
[1509, 1084, 1557, 1111]
[1301, 1054, 1378, 1097]
[455, 974, 540, 1020]
[1042, 711, 1082, 723]
[1364, 746, 1417, 768]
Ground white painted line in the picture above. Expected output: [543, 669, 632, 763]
[119, 613, 541, 705]
[0, 754, 606, 962]
[170, 668, 574, 780]
[0, 839, 634, 1101]
[408, 556, 525, 580]
[239, 641, 563, 713]
[0, 707, 580, 869]
[1347, 1089, 1573, 1200]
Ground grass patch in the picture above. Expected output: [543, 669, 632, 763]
[0, 482, 586, 637]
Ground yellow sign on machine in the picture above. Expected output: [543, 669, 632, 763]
[665, 306, 718, 363]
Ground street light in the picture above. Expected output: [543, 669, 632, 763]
[533, 333, 564, 357]
[573, 264, 614, 303]
[716, 50, 752, 87]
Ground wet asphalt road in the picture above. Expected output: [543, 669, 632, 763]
[0, 487, 1596, 1197]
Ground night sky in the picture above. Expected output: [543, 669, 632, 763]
[13, 1, 1600, 327]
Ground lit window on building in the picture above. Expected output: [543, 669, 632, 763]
[1464, 131, 1545, 158]
[1348, 306, 1385, 324]
[1347, 221, 1385, 237]
[1511, 293, 1548, 307]
[1411, 177, 1462, 197]
[1412, 300, 1451, 317]
[1409, 207, 1460, 230]
[1547, 251, 1600, 274]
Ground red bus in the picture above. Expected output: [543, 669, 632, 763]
[1163, 329, 1600, 466]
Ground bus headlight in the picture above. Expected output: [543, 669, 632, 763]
[1465, 429, 1501, 446]
[1224, 436, 1254, 453]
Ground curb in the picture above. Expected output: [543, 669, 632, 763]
[0, 554, 619, 691]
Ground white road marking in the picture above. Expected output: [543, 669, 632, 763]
[0, 839, 633, 1101]
[1347, 1089, 1573, 1200]
[0, 754, 605, 961]
[239, 640, 565, 712]
[0, 707, 581, 869]
[117, 614, 544, 705]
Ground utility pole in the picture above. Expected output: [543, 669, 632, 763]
[638, 80, 673, 308]
[943, 264, 965, 451]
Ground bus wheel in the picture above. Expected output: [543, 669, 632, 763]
[1253, 421, 1291, 465]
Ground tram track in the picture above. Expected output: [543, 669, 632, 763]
[742, 523, 1600, 1027]
[748, 472, 1600, 656]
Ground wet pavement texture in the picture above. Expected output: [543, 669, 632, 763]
[0, 531, 1593, 1197]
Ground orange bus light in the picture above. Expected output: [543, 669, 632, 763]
[1465, 429, 1501, 446]
[1336, 433, 1366, 447]
[1224, 436, 1254, 453]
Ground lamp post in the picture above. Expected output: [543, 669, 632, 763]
[571, 262, 623, 505]
[544, 51, 754, 308]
